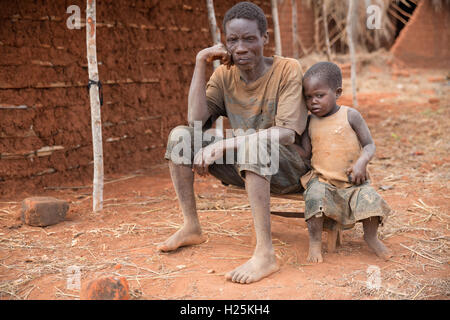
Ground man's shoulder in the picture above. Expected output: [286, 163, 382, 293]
[273, 56, 304, 79]
[274, 56, 303, 71]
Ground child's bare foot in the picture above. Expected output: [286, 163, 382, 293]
[362, 217, 392, 260]
[306, 216, 324, 263]
[225, 253, 279, 284]
[307, 242, 323, 263]
[364, 235, 392, 261]
[157, 226, 206, 252]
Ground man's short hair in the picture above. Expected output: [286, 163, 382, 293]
[222, 1, 267, 35]
[303, 62, 343, 90]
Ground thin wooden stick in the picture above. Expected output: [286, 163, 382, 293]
[411, 285, 427, 300]
[271, 0, 282, 56]
[322, 0, 332, 61]
[54, 286, 79, 299]
[206, 0, 224, 136]
[313, 3, 320, 52]
[86, 0, 104, 212]
[399, 243, 444, 264]
[346, 0, 358, 107]
[292, 0, 299, 59]
[206, 0, 221, 44]
[296, 34, 309, 56]
[206, 0, 221, 69]
[0, 105, 28, 109]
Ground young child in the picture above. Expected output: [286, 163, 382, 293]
[295, 62, 392, 263]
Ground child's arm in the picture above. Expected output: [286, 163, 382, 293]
[292, 115, 312, 160]
[347, 108, 376, 185]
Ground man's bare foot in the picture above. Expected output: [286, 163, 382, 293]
[307, 242, 323, 263]
[225, 253, 279, 284]
[157, 226, 206, 252]
[364, 235, 392, 261]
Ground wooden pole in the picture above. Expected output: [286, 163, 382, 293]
[313, 3, 320, 53]
[346, 0, 358, 107]
[206, 0, 221, 69]
[291, 0, 299, 59]
[86, 0, 104, 211]
[271, 0, 282, 56]
[322, 0, 332, 61]
[206, 0, 223, 136]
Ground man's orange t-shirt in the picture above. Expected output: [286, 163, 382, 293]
[206, 55, 308, 136]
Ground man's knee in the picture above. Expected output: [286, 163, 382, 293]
[165, 125, 195, 164]
[167, 125, 193, 143]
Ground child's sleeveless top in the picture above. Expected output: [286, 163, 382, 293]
[301, 106, 366, 189]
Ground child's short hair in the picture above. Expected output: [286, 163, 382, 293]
[223, 2, 267, 36]
[304, 62, 342, 90]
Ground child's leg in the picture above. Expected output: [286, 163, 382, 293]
[306, 215, 324, 263]
[362, 217, 392, 260]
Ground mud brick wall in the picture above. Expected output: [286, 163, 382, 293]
[0, 0, 274, 196]
[390, 0, 450, 69]
[278, 0, 314, 58]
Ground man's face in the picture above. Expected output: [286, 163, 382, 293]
[225, 18, 268, 72]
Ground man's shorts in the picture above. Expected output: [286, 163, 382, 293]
[303, 177, 391, 228]
[164, 125, 308, 194]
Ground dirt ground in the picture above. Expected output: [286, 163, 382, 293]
[0, 52, 449, 300]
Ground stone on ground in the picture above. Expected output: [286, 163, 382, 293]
[21, 197, 69, 227]
[81, 277, 130, 300]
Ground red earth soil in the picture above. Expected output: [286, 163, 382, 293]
[0, 56, 448, 300]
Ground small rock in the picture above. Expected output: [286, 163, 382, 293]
[21, 197, 69, 227]
[80, 277, 130, 300]
[207, 269, 215, 274]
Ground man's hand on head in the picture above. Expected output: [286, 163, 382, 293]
[197, 43, 234, 69]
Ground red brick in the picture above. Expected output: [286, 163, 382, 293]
[428, 76, 446, 83]
[21, 197, 69, 227]
[428, 98, 440, 104]
[81, 277, 130, 300]
[392, 69, 410, 77]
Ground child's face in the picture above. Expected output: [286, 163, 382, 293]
[303, 76, 342, 117]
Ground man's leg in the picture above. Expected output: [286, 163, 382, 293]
[157, 161, 206, 251]
[225, 171, 279, 284]
[158, 125, 207, 252]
